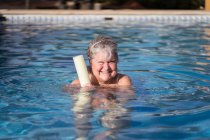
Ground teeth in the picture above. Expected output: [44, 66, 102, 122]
[101, 71, 110, 74]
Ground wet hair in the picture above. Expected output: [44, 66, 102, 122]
[87, 35, 118, 61]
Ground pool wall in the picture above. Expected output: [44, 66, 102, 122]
[2, 14, 210, 24]
[1, 10, 210, 24]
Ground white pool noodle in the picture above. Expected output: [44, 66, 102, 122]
[73, 55, 91, 87]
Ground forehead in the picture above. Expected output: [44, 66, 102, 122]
[92, 51, 115, 61]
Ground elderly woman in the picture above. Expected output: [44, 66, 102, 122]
[71, 35, 132, 87]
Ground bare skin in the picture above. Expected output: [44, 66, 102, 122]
[67, 36, 134, 140]
[69, 52, 132, 88]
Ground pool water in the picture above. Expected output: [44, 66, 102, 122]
[0, 21, 210, 139]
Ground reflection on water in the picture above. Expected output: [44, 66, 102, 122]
[0, 22, 210, 139]
[70, 87, 135, 140]
[201, 28, 210, 61]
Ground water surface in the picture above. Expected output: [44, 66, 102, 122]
[0, 21, 210, 139]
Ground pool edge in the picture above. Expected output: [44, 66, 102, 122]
[0, 9, 210, 15]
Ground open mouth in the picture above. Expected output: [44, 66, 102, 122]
[100, 71, 111, 74]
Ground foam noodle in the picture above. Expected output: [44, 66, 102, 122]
[73, 55, 90, 87]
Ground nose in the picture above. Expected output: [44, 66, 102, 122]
[103, 62, 110, 70]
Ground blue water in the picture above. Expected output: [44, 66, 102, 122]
[0, 21, 210, 139]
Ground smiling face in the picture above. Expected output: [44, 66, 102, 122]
[90, 51, 118, 84]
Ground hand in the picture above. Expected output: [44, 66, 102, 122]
[80, 83, 96, 92]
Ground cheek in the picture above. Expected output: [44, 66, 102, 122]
[110, 64, 117, 71]
[91, 64, 102, 72]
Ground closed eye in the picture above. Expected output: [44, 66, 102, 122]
[109, 60, 116, 64]
[98, 61, 104, 65]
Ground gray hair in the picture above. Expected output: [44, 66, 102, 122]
[87, 35, 118, 61]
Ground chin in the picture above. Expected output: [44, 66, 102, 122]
[99, 76, 111, 83]
[101, 78, 110, 83]
[103, 76, 117, 83]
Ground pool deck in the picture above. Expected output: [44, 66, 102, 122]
[0, 9, 210, 15]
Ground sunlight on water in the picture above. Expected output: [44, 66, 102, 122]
[0, 21, 210, 139]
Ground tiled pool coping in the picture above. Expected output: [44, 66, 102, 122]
[1, 10, 210, 15]
[1, 10, 210, 24]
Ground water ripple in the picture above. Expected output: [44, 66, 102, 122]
[0, 22, 210, 139]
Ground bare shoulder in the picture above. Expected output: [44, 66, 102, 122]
[63, 79, 80, 92]
[63, 79, 80, 89]
[71, 79, 80, 85]
[118, 74, 132, 86]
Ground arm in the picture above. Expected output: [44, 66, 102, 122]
[71, 79, 80, 86]
[118, 75, 132, 87]
[63, 79, 80, 93]
[64, 78, 95, 93]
